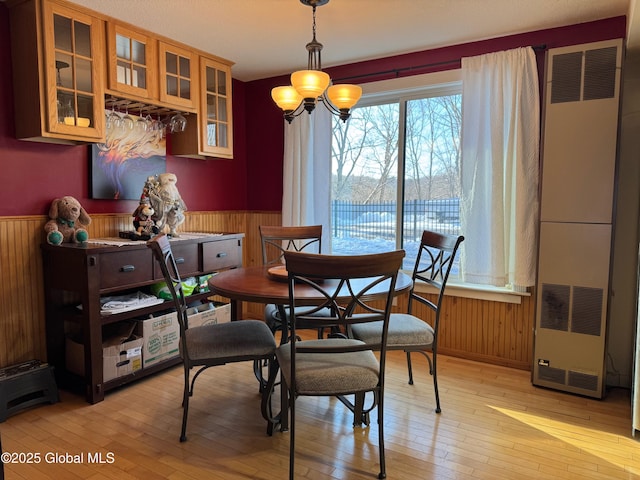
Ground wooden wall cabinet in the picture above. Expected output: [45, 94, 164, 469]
[41, 233, 244, 404]
[171, 55, 234, 159]
[106, 22, 158, 101]
[158, 41, 198, 112]
[9, 0, 105, 143]
[9, 0, 233, 156]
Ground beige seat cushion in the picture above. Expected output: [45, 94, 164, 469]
[185, 320, 276, 361]
[351, 314, 434, 349]
[276, 338, 379, 396]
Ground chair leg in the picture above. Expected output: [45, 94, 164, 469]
[432, 354, 441, 414]
[407, 350, 442, 413]
[262, 357, 281, 436]
[377, 394, 386, 479]
[352, 393, 371, 426]
[180, 366, 190, 442]
[405, 351, 414, 385]
[288, 386, 295, 480]
[254, 359, 269, 393]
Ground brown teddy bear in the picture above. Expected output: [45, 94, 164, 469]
[44, 196, 92, 245]
[131, 196, 159, 239]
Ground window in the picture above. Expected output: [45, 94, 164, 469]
[330, 75, 462, 274]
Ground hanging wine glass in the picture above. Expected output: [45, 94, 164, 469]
[169, 112, 187, 133]
[144, 110, 154, 130]
[156, 113, 166, 139]
[121, 105, 135, 131]
[107, 104, 122, 131]
[136, 108, 150, 132]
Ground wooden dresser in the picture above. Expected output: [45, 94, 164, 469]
[41, 233, 243, 403]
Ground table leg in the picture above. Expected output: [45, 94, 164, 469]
[229, 299, 241, 321]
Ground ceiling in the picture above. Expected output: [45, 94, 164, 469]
[64, 0, 636, 82]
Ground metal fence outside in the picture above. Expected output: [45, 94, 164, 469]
[331, 198, 461, 270]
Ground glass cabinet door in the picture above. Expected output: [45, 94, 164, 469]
[200, 57, 233, 157]
[159, 41, 198, 110]
[44, 1, 104, 139]
[107, 23, 157, 99]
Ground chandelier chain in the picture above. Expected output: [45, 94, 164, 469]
[312, 5, 317, 41]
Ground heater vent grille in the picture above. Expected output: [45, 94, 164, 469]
[540, 284, 570, 331]
[540, 284, 603, 336]
[538, 365, 566, 385]
[568, 371, 599, 391]
[551, 52, 582, 103]
[584, 47, 617, 100]
[571, 286, 603, 336]
[550, 46, 618, 104]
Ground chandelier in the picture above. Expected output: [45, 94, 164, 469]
[271, 0, 362, 123]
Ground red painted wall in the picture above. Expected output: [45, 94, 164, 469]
[0, 1, 626, 217]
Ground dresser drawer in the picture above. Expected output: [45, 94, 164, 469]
[202, 238, 241, 271]
[154, 241, 199, 279]
[99, 249, 154, 290]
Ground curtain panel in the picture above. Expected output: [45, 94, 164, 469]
[281, 107, 331, 248]
[460, 47, 540, 289]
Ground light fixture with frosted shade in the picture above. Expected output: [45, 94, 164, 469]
[271, 86, 303, 110]
[271, 0, 362, 124]
[327, 84, 363, 121]
[271, 86, 304, 124]
[291, 70, 330, 109]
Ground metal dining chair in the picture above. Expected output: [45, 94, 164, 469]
[265, 249, 405, 480]
[350, 230, 464, 413]
[260, 225, 337, 342]
[147, 234, 277, 442]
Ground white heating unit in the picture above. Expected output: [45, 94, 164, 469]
[533, 39, 623, 398]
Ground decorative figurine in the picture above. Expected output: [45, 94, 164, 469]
[131, 196, 159, 240]
[145, 173, 187, 237]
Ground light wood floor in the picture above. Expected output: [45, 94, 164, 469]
[2, 349, 640, 480]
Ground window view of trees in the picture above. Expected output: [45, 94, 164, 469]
[331, 92, 462, 271]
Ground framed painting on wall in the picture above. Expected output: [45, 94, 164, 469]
[91, 110, 166, 200]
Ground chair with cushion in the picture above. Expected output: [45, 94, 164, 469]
[260, 225, 332, 342]
[147, 234, 277, 442]
[266, 249, 404, 480]
[350, 230, 464, 414]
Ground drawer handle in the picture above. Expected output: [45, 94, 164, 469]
[175, 257, 185, 264]
[217, 252, 227, 258]
[120, 265, 135, 273]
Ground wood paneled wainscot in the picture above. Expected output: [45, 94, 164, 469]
[0, 212, 534, 387]
[41, 233, 243, 404]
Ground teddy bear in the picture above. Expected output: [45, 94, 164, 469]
[44, 196, 92, 245]
[131, 196, 159, 239]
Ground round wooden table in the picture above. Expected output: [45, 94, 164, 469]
[208, 265, 412, 321]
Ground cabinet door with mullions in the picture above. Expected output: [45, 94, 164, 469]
[107, 22, 157, 100]
[200, 56, 233, 157]
[44, 0, 104, 140]
[159, 41, 198, 111]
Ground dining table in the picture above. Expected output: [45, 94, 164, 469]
[207, 264, 413, 322]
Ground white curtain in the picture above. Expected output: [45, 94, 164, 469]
[460, 47, 540, 288]
[281, 107, 332, 248]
